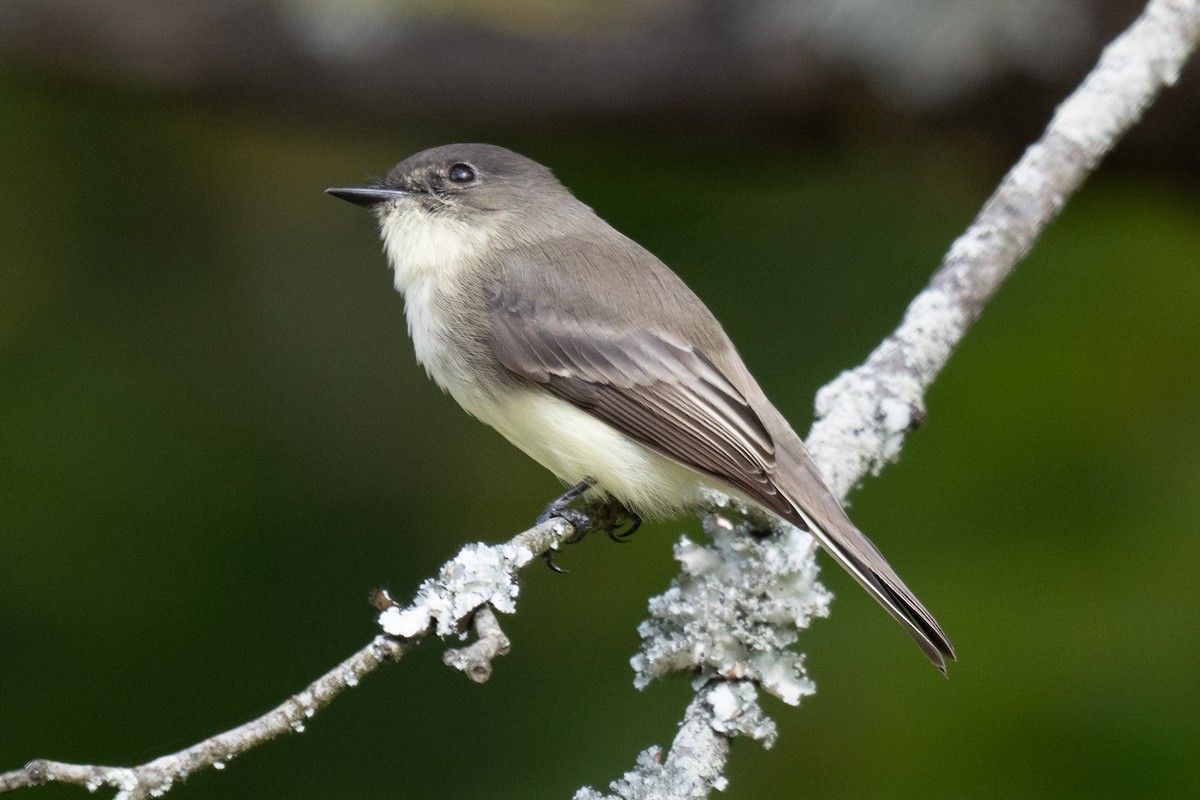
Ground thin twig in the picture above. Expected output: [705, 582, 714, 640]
[0, 519, 575, 799]
[0, 636, 404, 799]
[443, 606, 513, 683]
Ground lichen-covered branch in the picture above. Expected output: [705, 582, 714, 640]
[0, 518, 575, 799]
[0, 636, 405, 799]
[806, 0, 1200, 499]
[573, 510, 828, 800]
[580, 1, 1200, 798]
[574, 682, 769, 800]
[632, 508, 829, 710]
[1, 3, 1196, 799]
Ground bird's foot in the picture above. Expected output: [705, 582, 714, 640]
[537, 479, 642, 572]
[536, 479, 598, 543]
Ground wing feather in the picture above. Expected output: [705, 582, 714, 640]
[488, 301, 789, 514]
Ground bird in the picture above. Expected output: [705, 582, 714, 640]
[327, 143, 954, 672]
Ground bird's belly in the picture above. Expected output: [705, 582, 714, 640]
[399, 281, 711, 516]
[472, 388, 712, 518]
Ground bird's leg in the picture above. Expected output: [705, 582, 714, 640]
[537, 479, 642, 571]
[537, 478, 599, 542]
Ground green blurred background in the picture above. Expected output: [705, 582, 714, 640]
[2, 2, 1199, 799]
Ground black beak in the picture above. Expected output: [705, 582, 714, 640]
[325, 186, 411, 208]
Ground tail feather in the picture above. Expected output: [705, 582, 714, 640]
[772, 444, 955, 672]
[789, 501, 955, 672]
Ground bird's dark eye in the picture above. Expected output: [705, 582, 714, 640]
[448, 163, 475, 183]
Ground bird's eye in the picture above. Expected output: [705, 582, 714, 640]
[448, 163, 475, 183]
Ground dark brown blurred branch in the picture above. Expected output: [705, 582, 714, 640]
[8, 1, 1200, 170]
[0, 1, 1163, 127]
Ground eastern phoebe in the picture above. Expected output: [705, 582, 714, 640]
[328, 144, 954, 672]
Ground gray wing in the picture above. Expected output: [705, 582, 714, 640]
[487, 301, 797, 520]
[485, 245, 954, 671]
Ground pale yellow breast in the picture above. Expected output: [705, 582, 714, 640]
[476, 388, 712, 517]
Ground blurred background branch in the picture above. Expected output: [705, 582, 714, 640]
[2, 0, 1198, 169]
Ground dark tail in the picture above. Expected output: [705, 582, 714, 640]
[774, 446, 955, 673]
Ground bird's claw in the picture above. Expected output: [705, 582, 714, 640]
[536, 478, 641, 570]
[605, 513, 642, 543]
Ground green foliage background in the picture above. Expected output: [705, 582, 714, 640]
[2, 73, 1199, 799]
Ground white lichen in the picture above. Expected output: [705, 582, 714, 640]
[378, 539, 529, 638]
[631, 514, 831, 709]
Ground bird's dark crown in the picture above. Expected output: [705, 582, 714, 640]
[382, 143, 562, 200]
